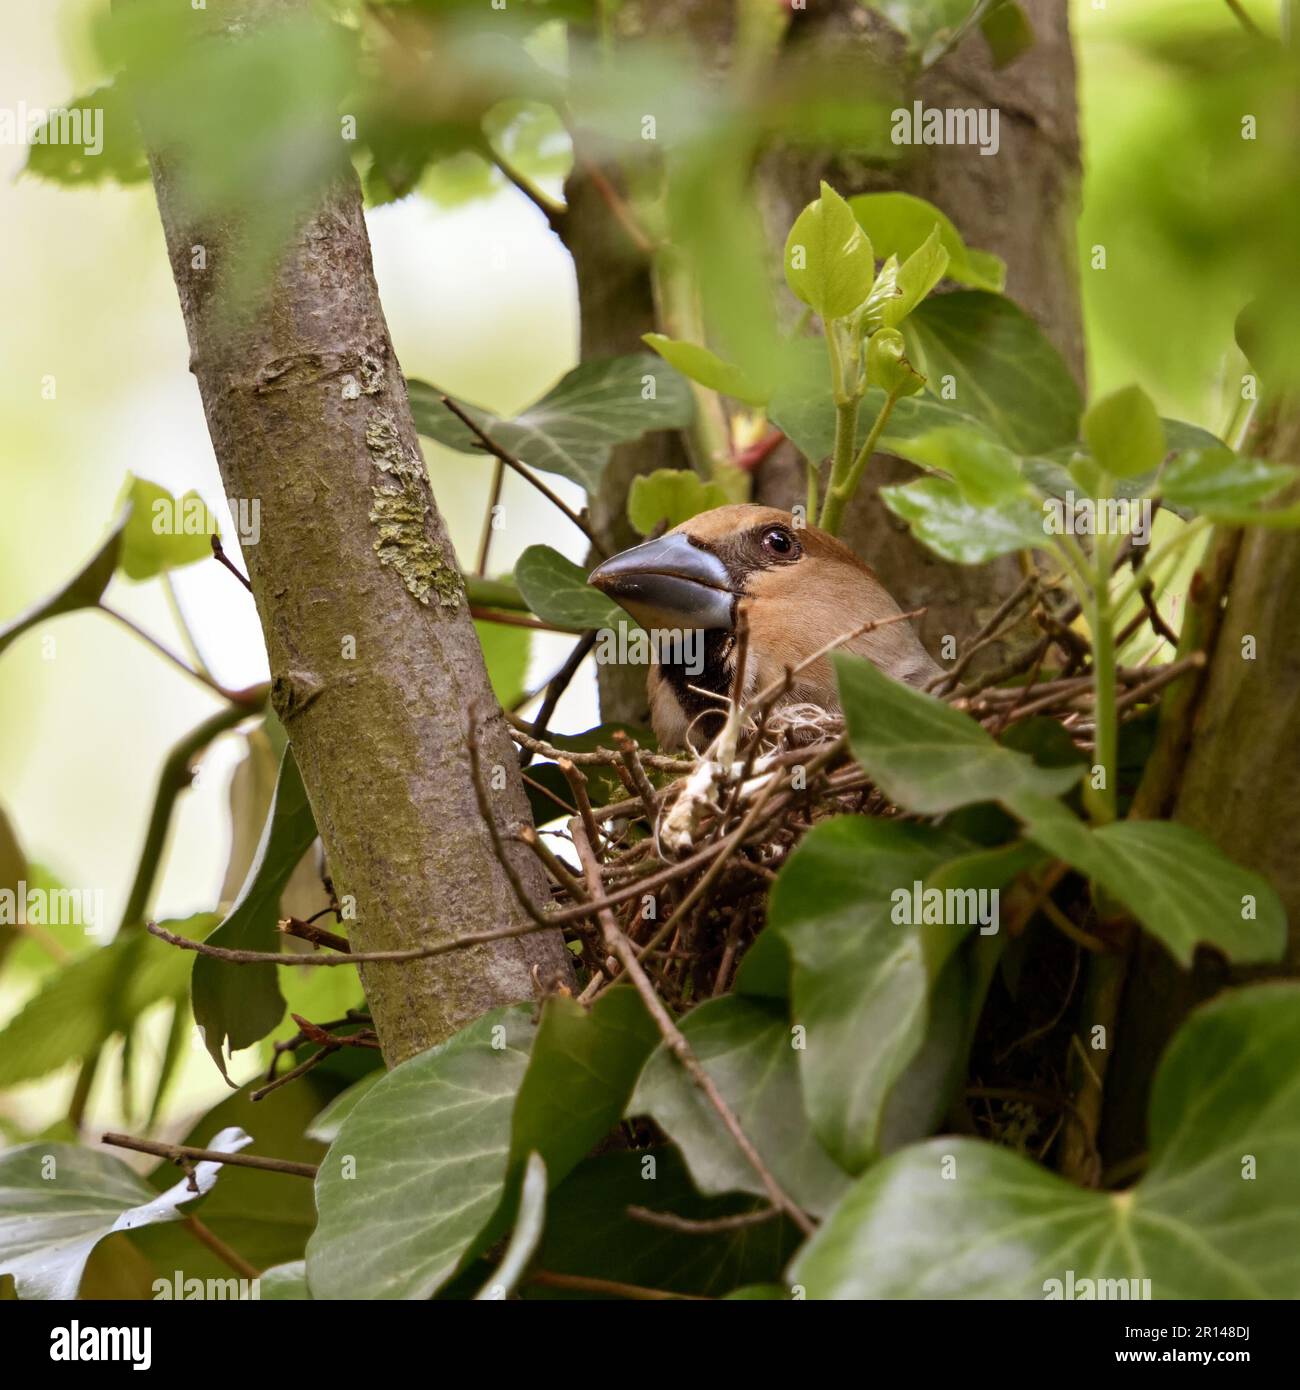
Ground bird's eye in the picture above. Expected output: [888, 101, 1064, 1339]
[760, 526, 799, 560]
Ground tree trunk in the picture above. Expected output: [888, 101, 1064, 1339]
[752, 0, 1083, 665]
[565, 0, 1084, 722]
[133, 7, 570, 1067]
[1104, 402, 1300, 1162]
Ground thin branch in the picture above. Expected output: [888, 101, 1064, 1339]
[626, 1204, 780, 1235]
[1223, 0, 1266, 39]
[475, 456, 506, 576]
[182, 1215, 261, 1280]
[279, 916, 351, 953]
[210, 533, 253, 592]
[98, 602, 253, 705]
[101, 1131, 318, 1179]
[439, 395, 607, 557]
[528, 1269, 704, 1301]
[571, 817, 815, 1237]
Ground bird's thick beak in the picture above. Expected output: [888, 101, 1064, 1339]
[588, 532, 734, 631]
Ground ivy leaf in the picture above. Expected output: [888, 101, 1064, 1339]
[409, 354, 694, 493]
[642, 334, 769, 407]
[628, 995, 851, 1217]
[475, 1152, 547, 1301]
[880, 477, 1046, 564]
[260, 1261, 311, 1300]
[193, 748, 318, 1082]
[0, 1128, 249, 1299]
[1160, 448, 1299, 519]
[522, 1149, 799, 1300]
[1015, 796, 1286, 967]
[887, 426, 1030, 506]
[882, 226, 950, 328]
[904, 291, 1082, 454]
[0, 913, 216, 1088]
[0, 513, 125, 659]
[475, 621, 532, 708]
[508, 986, 659, 1186]
[834, 652, 1081, 815]
[305, 1071, 382, 1145]
[515, 544, 625, 630]
[783, 182, 876, 322]
[308, 1006, 535, 1300]
[1083, 384, 1166, 481]
[627, 469, 730, 536]
[23, 83, 151, 186]
[769, 818, 966, 1172]
[116, 474, 218, 581]
[849, 192, 1005, 292]
[791, 984, 1300, 1298]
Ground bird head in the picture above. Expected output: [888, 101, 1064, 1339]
[589, 504, 940, 748]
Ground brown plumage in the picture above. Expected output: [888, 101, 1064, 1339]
[589, 504, 942, 750]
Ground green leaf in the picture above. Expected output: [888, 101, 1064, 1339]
[0, 513, 125, 659]
[880, 477, 1046, 564]
[642, 334, 769, 406]
[193, 747, 318, 1081]
[116, 474, 218, 580]
[475, 620, 532, 708]
[475, 1152, 547, 1300]
[628, 995, 851, 1217]
[1083, 384, 1166, 481]
[1015, 796, 1286, 967]
[0, 913, 215, 1087]
[260, 1261, 311, 1300]
[515, 544, 625, 630]
[409, 354, 694, 493]
[1160, 448, 1299, 518]
[769, 818, 966, 1172]
[509, 986, 659, 1185]
[0, 1128, 247, 1299]
[627, 469, 730, 536]
[133, 1076, 338, 1280]
[883, 225, 950, 328]
[305, 1071, 382, 1145]
[791, 984, 1300, 1298]
[980, 0, 1035, 68]
[23, 83, 151, 186]
[887, 426, 1029, 506]
[834, 651, 1081, 815]
[869, 0, 985, 64]
[783, 182, 875, 321]
[865, 328, 926, 397]
[521, 1148, 799, 1300]
[308, 1005, 535, 1300]
[904, 291, 1082, 454]
[849, 192, 1005, 292]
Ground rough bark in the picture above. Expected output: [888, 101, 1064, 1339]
[134, 6, 570, 1066]
[565, 0, 1083, 721]
[1104, 403, 1300, 1162]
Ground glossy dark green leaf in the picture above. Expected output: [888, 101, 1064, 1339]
[792, 984, 1300, 1298]
[259, 1261, 311, 1300]
[193, 748, 318, 1081]
[410, 354, 694, 493]
[1016, 795, 1286, 967]
[521, 1149, 799, 1300]
[475, 1152, 547, 1300]
[834, 652, 1081, 815]
[308, 1006, 535, 1300]
[904, 291, 1082, 454]
[629, 995, 851, 1217]
[769, 818, 968, 1172]
[0, 1128, 247, 1299]
[509, 986, 659, 1185]
[515, 544, 624, 630]
[881, 476, 1045, 563]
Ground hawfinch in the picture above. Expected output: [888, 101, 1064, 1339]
[589, 504, 941, 750]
